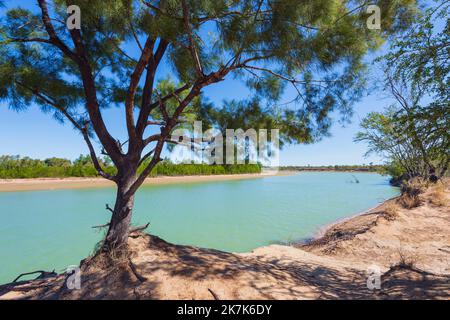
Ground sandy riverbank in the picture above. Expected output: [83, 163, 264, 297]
[0, 181, 448, 300]
[0, 172, 293, 192]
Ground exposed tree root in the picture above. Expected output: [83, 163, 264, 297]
[13, 270, 57, 283]
[208, 288, 220, 300]
[128, 258, 147, 282]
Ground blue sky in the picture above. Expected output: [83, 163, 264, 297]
[0, 0, 396, 166]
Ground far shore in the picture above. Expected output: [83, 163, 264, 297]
[0, 171, 295, 193]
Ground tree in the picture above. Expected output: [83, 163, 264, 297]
[355, 72, 449, 182]
[0, 0, 416, 251]
[356, 108, 428, 180]
[356, 1, 449, 182]
[383, 0, 450, 178]
[44, 157, 72, 167]
[383, 0, 449, 105]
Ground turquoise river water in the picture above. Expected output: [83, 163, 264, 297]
[0, 172, 399, 284]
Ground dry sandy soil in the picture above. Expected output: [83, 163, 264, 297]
[0, 182, 449, 300]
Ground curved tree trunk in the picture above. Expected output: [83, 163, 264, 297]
[103, 171, 136, 252]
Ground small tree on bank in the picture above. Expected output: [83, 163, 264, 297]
[0, 0, 415, 251]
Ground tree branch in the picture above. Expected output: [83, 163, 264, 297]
[138, 147, 156, 167]
[127, 11, 143, 52]
[136, 39, 169, 137]
[125, 37, 156, 148]
[15, 81, 116, 181]
[149, 83, 191, 110]
[105, 204, 114, 213]
[127, 136, 165, 197]
[1, 37, 52, 45]
[154, 90, 170, 122]
[141, 1, 182, 20]
[92, 223, 110, 229]
[146, 120, 165, 126]
[65, 24, 123, 164]
[129, 223, 150, 234]
[37, 0, 80, 62]
[143, 134, 161, 146]
[181, 0, 203, 77]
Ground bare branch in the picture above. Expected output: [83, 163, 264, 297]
[105, 204, 114, 213]
[92, 223, 110, 229]
[129, 223, 150, 233]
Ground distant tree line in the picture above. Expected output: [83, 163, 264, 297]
[0, 155, 261, 179]
[280, 165, 385, 172]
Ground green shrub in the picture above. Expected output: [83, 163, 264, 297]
[0, 155, 261, 179]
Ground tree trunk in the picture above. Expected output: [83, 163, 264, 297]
[103, 172, 136, 252]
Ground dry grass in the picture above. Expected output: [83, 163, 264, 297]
[400, 195, 422, 209]
[392, 250, 419, 270]
[429, 183, 449, 207]
[400, 178, 427, 209]
[84, 239, 131, 271]
[383, 201, 400, 221]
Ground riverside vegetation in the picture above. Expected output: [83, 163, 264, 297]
[0, 155, 261, 179]
[355, 2, 449, 186]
